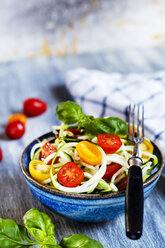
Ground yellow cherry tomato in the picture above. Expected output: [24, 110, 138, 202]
[8, 113, 27, 125]
[29, 160, 51, 182]
[139, 138, 154, 159]
[76, 141, 102, 165]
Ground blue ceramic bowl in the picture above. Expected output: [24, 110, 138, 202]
[20, 132, 164, 223]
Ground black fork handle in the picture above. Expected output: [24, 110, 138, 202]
[125, 162, 144, 240]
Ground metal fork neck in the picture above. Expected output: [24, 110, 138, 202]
[133, 143, 139, 157]
[128, 156, 142, 167]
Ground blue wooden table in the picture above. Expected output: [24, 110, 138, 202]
[0, 48, 165, 247]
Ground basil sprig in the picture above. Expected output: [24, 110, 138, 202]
[0, 218, 35, 247]
[60, 234, 103, 248]
[0, 208, 103, 248]
[23, 209, 57, 246]
[56, 101, 128, 137]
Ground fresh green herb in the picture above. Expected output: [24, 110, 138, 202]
[23, 209, 57, 246]
[82, 117, 128, 136]
[0, 218, 35, 247]
[56, 101, 128, 137]
[56, 101, 84, 125]
[0, 208, 103, 248]
[60, 234, 104, 248]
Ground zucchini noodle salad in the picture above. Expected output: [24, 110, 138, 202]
[28, 101, 159, 194]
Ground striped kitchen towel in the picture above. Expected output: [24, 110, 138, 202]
[66, 68, 165, 173]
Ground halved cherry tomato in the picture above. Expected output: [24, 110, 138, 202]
[6, 120, 25, 139]
[97, 133, 122, 154]
[76, 141, 102, 165]
[57, 162, 84, 187]
[8, 113, 27, 125]
[0, 147, 2, 162]
[139, 138, 153, 159]
[103, 163, 122, 179]
[23, 98, 47, 117]
[117, 176, 127, 191]
[40, 142, 59, 164]
[29, 160, 52, 182]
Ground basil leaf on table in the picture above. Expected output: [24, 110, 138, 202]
[23, 209, 56, 245]
[0, 218, 35, 248]
[60, 234, 104, 248]
[0, 209, 104, 248]
[56, 101, 84, 125]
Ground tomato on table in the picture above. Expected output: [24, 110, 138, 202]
[0, 147, 2, 162]
[97, 133, 122, 154]
[23, 98, 47, 117]
[8, 113, 27, 125]
[103, 163, 122, 179]
[29, 160, 52, 182]
[57, 162, 84, 187]
[117, 176, 127, 191]
[40, 142, 58, 164]
[76, 141, 102, 165]
[6, 120, 25, 139]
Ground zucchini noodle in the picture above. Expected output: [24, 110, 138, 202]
[111, 167, 126, 185]
[29, 126, 159, 194]
[50, 144, 107, 193]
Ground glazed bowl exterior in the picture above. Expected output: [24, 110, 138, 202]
[20, 132, 164, 223]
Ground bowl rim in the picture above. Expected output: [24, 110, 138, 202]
[20, 132, 164, 200]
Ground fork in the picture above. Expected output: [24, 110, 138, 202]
[125, 104, 144, 240]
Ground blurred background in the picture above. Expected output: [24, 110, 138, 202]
[1, 0, 165, 62]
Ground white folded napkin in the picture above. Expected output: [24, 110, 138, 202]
[66, 68, 165, 173]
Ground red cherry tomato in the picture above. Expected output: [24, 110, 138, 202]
[65, 128, 82, 138]
[6, 121, 25, 139]
[66, 129, 81, 135]
[97, 133, 122, 154]
[117, 176, 128, 191]
[103, 163, 122, 179]
[0, 147, 3, 162]
[23, 98, 47, 117]
[57, 162, 84, 187]
[40, 142, 58, 164]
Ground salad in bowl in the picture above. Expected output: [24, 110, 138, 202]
[28, 101, 159, 195]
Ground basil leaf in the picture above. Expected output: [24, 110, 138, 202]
[55, 101, 128, 136]
[0, 218, 35, 248]
[56, 101, 84, 125]
[78, 115, 96, 133]
[86, 117, 128, 136]
[23, 209, 56, 245]
[60, 234, 103, 248]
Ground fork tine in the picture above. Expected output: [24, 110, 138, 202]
[136, 105, 140, 138]
[128, 105, 131, 140]
[141, 105, 144, 140]
[128, 104, 144, 143]
[132, 104, 135, 138]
